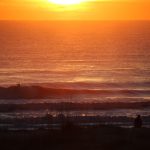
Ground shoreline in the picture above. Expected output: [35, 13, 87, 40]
[0, 115, 150, 130]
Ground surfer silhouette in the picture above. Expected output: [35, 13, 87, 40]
[134, 115, 142, 128]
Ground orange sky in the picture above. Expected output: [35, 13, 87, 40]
[0, 0, 150, 20]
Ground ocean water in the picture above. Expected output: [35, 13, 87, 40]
[0, 21, 150, 123]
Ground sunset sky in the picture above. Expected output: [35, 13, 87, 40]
[0, 0, 150, 20]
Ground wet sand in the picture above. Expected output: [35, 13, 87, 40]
[0, 125, 150, 150]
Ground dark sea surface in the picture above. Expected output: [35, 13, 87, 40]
[0, 21, 150, 126]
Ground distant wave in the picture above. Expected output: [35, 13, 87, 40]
[0, 85, 150, 99]
[5, 81, 150, 89]
[48, 81, 150, 88]
[0, 101, 150, 112]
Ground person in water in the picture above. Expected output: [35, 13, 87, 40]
[134, 115, 142, 128]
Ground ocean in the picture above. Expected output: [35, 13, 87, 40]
[0, 21, 150, 128]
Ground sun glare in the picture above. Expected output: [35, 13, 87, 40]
[48, 0, 84, 5]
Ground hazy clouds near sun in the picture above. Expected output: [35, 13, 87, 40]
[0, 0, 150, 20]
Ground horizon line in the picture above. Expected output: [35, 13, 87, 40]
[0, 19, 150, 21]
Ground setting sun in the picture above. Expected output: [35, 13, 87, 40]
[0, 0, 150, 20]
[48, 0, 84, 5]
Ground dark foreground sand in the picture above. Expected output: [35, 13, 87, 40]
[0, 125, 150, 150]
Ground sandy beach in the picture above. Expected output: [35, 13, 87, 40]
[0, 125, 150, 150]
